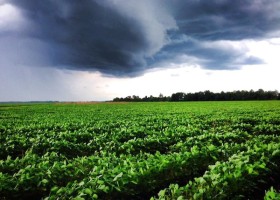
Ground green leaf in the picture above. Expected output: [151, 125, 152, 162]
[79, 181, 85, 186]
[158, 190, 165, 196]
[41, 179, 48, 185]
[247, 167, 253, 174]
[83, 188, 92, 195]
[113, 172, 123, 181]
[73, 197, 85, 200]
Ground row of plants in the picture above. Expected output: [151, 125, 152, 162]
[0, 101, 280, 199]
[154, 140, 280, 199]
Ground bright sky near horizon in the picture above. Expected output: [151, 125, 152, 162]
[0, 0, 280, 101]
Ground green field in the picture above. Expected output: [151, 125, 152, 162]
[1, 101, 280, 199]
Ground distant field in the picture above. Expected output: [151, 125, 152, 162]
[1, 101, 280, 199]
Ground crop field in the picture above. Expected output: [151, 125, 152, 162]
[1, 101, 280, 199]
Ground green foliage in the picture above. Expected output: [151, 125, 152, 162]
[0, 101, 280, 199]
[264, 187, 280, 200]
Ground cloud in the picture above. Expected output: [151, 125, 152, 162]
[1, 0, 280, 77]
[5, 0, 176, 77]
[167, 0, 280, 40]
[0, 64, 75, 101]
[0, 3, 26, 33]
[148, 36, 264, 70]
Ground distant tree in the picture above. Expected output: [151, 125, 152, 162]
[113, 89, 279, 102]
[171, 92, 186, 101]
[113, 97, 119, 102]
[132, 95, 140, 101]
[124, 96, 132, 101]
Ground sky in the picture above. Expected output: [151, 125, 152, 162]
[0, 0, 280, 101]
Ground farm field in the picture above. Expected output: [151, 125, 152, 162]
[0, 101, 280, 199]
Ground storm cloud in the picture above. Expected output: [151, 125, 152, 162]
[1, 0, 280, 77]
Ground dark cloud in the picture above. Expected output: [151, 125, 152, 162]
[148, 35, 264, 70]
[168, 0, 280, 40]
[9, 0, 154, 76]
[3, 0, 280, 76]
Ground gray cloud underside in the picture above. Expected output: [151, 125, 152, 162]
[148, 35, 264, 70]
[4, 0, 280, 77]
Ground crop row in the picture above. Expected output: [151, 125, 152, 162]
[1, 116, 280, 160]
[1, 101, 280, 199]
[1, 135, 279, 199]
[154, 141, 280, 200]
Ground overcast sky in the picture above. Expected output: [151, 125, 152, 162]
[0, 0, 279, 101]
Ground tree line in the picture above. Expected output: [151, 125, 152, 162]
[112, 89, 280, 102]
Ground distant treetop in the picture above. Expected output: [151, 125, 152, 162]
[113, 89, 279, 102]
